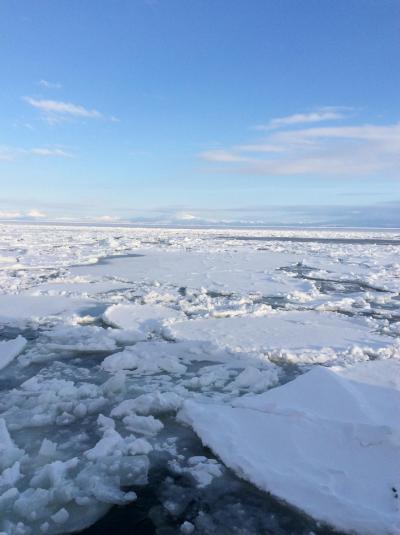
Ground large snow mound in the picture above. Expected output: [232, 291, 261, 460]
[179, 360, 400, 534]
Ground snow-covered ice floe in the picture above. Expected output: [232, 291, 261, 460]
[167, 310, 390, 355]
[0, 223, 399, 534]
[179, 360, 400, 535]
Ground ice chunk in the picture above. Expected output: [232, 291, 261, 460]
[184, 364, 234, 390]
[85, 429, 125, 461]
[169, 456, 223, 488]
[0, 336, 27, 370]
[97, 414, 115, 431]
[226, 365, 279, 393]
[51, 508, 69, 525]
[30, 458, 79, 489]
[38, 439, 58, 458]
[102, 345, 187, 375]
[103, 303, 184, 336]
[179, 360, 400, 535]
[180, 521, 195, 534]
[122, 414, 164, 436]
[0, 418, 25, 470]
[0, 461, 21, 487]
[102, 339, 231, 367]
[41, 324, 117, 353]
[85, 425, 152, 461]
[111, 391, 183, 417]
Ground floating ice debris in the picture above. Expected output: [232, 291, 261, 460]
[168, 455, 223, 488]
[111, 391, 183, 417]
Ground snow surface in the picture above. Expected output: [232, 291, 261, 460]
[0, 223, 399, 534]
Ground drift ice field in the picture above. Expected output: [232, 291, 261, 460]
[0, 223, 399, 535]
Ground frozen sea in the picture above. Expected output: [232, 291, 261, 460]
[0, 223, 399, 535]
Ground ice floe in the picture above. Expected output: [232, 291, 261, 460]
[167, 310, 390, 355]
[0, 294, 94, 326]
[179, 359, 400, 535]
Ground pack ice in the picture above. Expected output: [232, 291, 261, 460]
[0, 223, 399, 534]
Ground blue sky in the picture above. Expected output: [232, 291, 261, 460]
[0, 0, 399, 226]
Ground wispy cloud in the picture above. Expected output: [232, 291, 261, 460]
[0, 211, 22, 218]
[174, 212, 199, 221]
[198, 150, 249, 163]
[0, 145, 75, 161]
[0, 209, 46, 220]
[29, 147, 74, 158]
[254, 107, 349, 131]
[0, 147, 17, 161]
[23, 96, 104, 122]
[199, 112, 400, 178]
[38, 79, 62, 90]
[26, 209, 46, 218]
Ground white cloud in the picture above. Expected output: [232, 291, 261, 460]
[273, 123, 400, 143]
[26, 210, 46, 218]
[0, 147, 17, 161]
[0, 209, 46, 220]
[0, 211, 22, 218]
[38, 79, 62, 89]
[0, 145, 74, 161]
[254, 107, 349, 130]
[198, 150, 249, 163]
[29, 147, 74, 158]
[235, 143, 285, 153]
[96, 215, 120, 222]
[199, 116, 400, 178]
[174, 212, 198, 220]
[23, 97, 103, 121]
